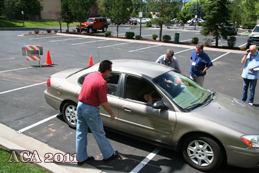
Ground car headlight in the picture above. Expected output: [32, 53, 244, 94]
[241, 135, 259, 147]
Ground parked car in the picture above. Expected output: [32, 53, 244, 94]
[222, 23, 238, 35]
[137, 18, 147, 24]
[44, 59, 259, 172]
[128, 17, 138, 25]
[76, 17, 109, 33]
[246, 25, 259, 49]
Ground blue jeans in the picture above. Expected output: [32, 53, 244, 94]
[241, 78, 258, 103]
[76, 101, 114, 162]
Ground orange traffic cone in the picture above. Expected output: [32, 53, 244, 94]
[44, 50, 54, 65]
[88, 56, 93, 66]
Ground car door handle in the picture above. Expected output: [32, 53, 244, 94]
[123, 107, 132, 113]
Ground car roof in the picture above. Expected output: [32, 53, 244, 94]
[108, 59, 172, 78]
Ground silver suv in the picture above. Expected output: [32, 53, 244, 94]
[246, 25, 259, 49]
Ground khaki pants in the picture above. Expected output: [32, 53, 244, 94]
[190, 75, 205, 87]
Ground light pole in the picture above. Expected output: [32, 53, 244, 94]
[194, 0, 198, 30]
[20, 0, 25, 27]
[140, 0, 142, 38]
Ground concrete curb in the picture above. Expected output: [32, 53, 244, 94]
[0, 123, 101, 173]
[57, 33, 245, 54]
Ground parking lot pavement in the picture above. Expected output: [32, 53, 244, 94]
[0, 29, 258, 173]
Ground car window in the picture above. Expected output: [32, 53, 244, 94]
[153, 71, 210, 110]
[99, 19, 103, 22]
[125, 76, 161, 104]
[104, 73, 120, 96]
[87, 19, 94, 22]
[253, 26, 259, 32]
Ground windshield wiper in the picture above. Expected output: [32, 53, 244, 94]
[185, 103, 204, 110]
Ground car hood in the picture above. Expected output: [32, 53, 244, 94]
[81, 22, 93, 25]
[192, 92, 259, 134]
[249, 33, 259, 37]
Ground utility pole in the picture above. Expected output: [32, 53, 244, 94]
[140, 0, 142, 38]
[194, 0, 198, 30]
[20, 0, 25, 27]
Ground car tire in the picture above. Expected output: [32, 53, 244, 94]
[102, 26, 107, 32]
[88, 27, 93, 33]
[182, 134, 223, 172]
[62, 101, 77, 129]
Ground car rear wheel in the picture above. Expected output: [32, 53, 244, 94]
[182, 134, 223, 171]
[102, 26, 107, 32]
[62, 101, 77, 129]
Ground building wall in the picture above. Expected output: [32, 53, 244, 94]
[40, 0, 61, 20]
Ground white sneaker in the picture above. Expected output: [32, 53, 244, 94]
[248, 103, 253, 106]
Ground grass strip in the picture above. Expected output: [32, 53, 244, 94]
[0, 145, 50, 173]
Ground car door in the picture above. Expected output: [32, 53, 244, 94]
[117, 74, 176, 145]
[99, 72, 120, 129]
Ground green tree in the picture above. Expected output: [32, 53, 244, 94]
[200, 0, 231, 47]
[177, 11, 191, 29]
[103, 0, 133, 37]
[147, 0, 181, 41]
[61, 0, 74, 32]
[188, 1, 205, 19]
[69, 0, 96, 33]
[230, 0, 242, 25]
[241, 0, 259, 23]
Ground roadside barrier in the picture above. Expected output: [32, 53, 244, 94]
[22, 45, 43, 68]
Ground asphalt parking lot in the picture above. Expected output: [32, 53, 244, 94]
[0, 26, 258, 173]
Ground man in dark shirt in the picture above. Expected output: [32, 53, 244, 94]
[190, 44, 213, 87]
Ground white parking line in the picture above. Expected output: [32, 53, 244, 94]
[212, 52, 230, 62]
[180, 39, 192, 42]
[17, 114, 58, 133]
[0, 82, 46, 95]
[49, 37, 85, 42]
[0, 67, 32, 73]
[239, 43, 247, 48]
[174, 48, 194, 54]
[129, 45, 161, 52]
[72, 39, 108, 45]
[29, 36, 63, 40]
[0, 57, 16, 61]
[98, 42, 131, 48]
[129, 147, 162, 173]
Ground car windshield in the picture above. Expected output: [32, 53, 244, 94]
[253, 26, 259, 32]
[153, 71, 211, 110]
[87, 19, 94, 22]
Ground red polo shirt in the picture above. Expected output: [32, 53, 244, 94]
[78, 72, 107, 106]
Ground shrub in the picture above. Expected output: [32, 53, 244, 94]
[198, 22, 203, 26]
[104, 31, 111, 37]
[152, 34, 158, 40]
[227, 36, 237, 48]
[203, 38, 213, 46]
[242, 22, 256, 29]
[240, 46, 246, 51]
[162, 34, 171, 42]
[135, 35, 141, 40]
[146, 21, 152, 27]
[46, 29, 51, 33]
[125, 32, 135, 39]
[34, 30, 39, 34]
[192, 37, 199, 44]
[185, 41, 190, 44]
[54, 29, 58, 33]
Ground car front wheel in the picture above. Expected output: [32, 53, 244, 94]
[88, 27, 93, 33]
[182, 134, 223, 171]
[62, 101, 77, 129]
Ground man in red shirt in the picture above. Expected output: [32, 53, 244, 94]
[76, 60, 118, 165]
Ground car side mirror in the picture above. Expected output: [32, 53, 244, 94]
[152, 101, 167, 110]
